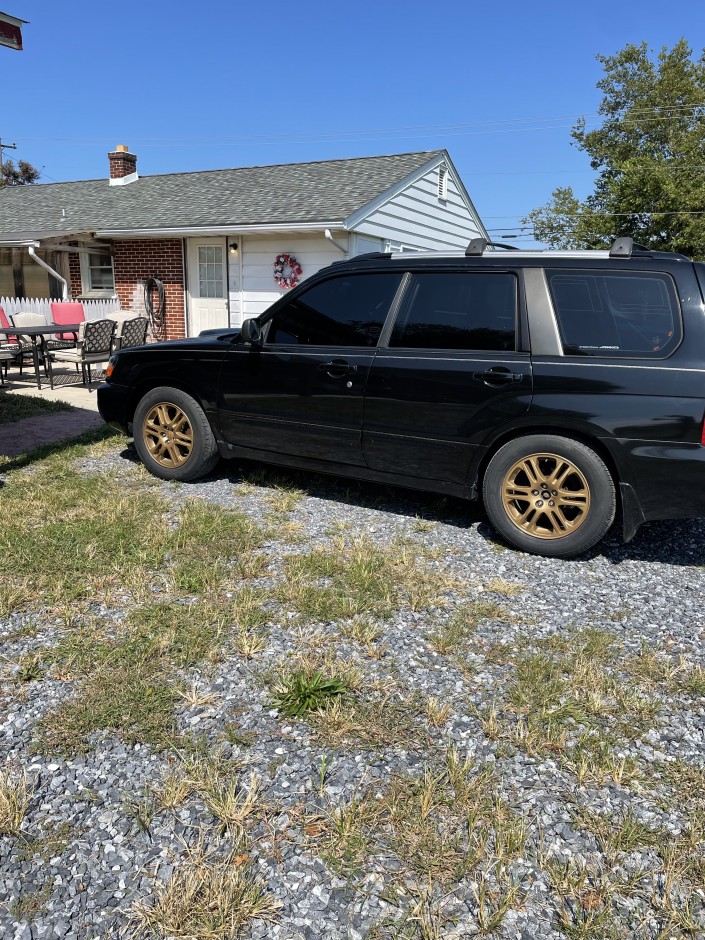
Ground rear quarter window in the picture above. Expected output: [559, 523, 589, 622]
[546, 269, 682, 359]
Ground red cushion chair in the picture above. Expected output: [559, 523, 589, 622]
[50, 301, 85, 343]
[0, 304, 19, 347]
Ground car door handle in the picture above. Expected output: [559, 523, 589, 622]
[472, 368, 524, 386]
[318, 359, 358, 377]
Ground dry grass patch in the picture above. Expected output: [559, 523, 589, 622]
[0, 767, 32, 836]
[308, 748, 527, 897]
[428, 600, 506, 655]
[129, 843, 281, 939]
[37, 590, 267, 754]
[277, 536, 453, 623]
[310, 690, 433, 752]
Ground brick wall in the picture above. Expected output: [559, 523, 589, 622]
[68, 253, 81, 299]
[112, 239, 186, 340]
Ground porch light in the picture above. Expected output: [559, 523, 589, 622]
[229, 242, 238, 254]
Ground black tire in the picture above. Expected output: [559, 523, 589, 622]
[482, 434, 616, 558]
[133, 386, 219, 482]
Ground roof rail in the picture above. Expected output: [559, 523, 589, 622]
[465, 238, 519, 256]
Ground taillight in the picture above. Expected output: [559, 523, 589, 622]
[701, 415, 705, 445]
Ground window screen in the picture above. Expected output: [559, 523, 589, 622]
[390, 272, 517, 351]
[266, 273, 402, 347]
[547, 270, 681, 358]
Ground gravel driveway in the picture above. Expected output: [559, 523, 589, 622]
[1, 438, 704, 939]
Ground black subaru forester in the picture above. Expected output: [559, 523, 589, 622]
[98, 237, 705, 558]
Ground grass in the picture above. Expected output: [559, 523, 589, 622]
[17, 820, 76, 862]
[276, 536, 453, 623]
[428, 600, 506, 654]
[0, 767, 32, 835]
[129, 843, 281, 939]
[308, 747, 527, 906]
[0, 390, 72, 425]
[36, 590, 267, 754]
[9, 883, 52, 921]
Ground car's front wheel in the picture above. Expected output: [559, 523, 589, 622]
[482, 434, 616, 557]
[133, 386, 219, 481]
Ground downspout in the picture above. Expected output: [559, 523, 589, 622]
[324, 228, 347, 254]
[28, 246, 69, 300]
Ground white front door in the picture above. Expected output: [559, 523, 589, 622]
[187, 238, 229, 335]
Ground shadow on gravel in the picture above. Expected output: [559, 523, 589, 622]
[114, 446, 705, 568]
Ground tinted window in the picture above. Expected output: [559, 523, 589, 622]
[389, 273, 517, 351]
[547, 271, 681, 358]
[266, 273, 402, 347]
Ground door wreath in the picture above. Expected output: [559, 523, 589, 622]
[273, 253, 303, 290]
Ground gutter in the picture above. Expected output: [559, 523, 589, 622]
[94, 221, 345, 239]
[28, 246, 68, 300]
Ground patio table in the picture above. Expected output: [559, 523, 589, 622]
[0, 323, 81, 390]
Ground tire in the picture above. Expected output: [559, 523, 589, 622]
[482, 435, 616, 558]
[133, 386, 219, 482]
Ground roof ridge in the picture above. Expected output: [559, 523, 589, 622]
[13, 150, 443, 189]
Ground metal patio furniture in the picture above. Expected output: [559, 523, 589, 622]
[113, 316, 148, 351]
[46, 318, 116, 391]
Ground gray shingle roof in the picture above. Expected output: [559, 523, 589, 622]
[0, 151, 442, 235]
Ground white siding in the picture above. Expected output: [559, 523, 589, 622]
[234, 233, 349, 323]
[352, 163, 482, 251]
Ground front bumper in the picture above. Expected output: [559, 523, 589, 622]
[96, 381, 131, 434]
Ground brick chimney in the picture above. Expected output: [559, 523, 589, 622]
[108, 144, 138, 185]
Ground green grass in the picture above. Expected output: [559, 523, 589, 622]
[272, 669, 349, 717]
[0, 390, 73, 425]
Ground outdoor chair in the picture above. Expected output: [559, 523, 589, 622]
[0, 305, 20, 353]
[10, 311, 48, 376]
[46, 318, 116, 391]
[113, 316, 148, 351]
[0, 347, 15, 384]
[49, 301, 85, 350]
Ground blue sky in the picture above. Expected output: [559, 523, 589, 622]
[3, 1, 705, 245]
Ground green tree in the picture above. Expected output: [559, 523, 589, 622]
[0, 158, 40, 187]
[524, 40, 705, 258]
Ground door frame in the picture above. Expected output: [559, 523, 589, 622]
[185, 235, 231, 336]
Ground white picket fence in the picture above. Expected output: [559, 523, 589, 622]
[0, 296, 122, 323]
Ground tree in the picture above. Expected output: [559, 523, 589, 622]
[523, 40, 705, 258]
[0, 158, 40, 187]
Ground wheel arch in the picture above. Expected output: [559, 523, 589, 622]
[473, 425, 621, 497]
[125, 377, 217, 435]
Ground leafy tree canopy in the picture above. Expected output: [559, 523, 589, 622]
[523, 40, 705, 258]
[0, 158, 40, 188]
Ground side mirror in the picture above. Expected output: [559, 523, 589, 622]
[241, 318, 262, 345]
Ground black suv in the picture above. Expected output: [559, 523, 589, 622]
[98, 237, 705, 557]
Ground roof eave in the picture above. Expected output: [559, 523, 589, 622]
[94, 221, 347, 239]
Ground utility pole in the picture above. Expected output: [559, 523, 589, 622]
[0, 139, 17, 184]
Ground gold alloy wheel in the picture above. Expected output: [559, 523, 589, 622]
[143, 402, 194, 468]
[501, 452, 591, 540]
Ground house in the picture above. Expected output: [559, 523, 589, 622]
[0, 147, 488, 339]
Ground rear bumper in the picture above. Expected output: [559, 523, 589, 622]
[96, 382, 131, 434]
[611, 438, 705, 527]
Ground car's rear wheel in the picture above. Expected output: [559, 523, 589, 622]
[133, 386, 219, 481]
[482, 434, 616, 557]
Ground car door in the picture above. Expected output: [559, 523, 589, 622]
[217, 271, 404, 465]
[362, 269, 533, 484]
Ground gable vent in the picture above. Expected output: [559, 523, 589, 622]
[437, 165, 448, 201]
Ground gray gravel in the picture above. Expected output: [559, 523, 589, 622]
[2, 443, 705, 938]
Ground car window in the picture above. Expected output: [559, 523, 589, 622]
[266, 273, 403, 347]
[547, 270, 681, 358]
[389, 272, 517, 351]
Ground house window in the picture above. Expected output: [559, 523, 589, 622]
[80, 252, 115, 295]
[438, 165, 448, 201]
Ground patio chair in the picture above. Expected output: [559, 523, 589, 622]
[46, 318, 116, 391]
[113, 316, 148, 351]
[10, 311, 48, 376]
[49, 301, 86, 349]
[0, 347, 15, 385]
[0, 304, 21, 355]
